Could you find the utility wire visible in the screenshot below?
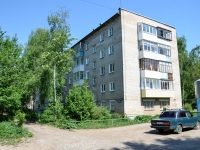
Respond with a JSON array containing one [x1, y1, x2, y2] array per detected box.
[[81, 0, 115, 10]]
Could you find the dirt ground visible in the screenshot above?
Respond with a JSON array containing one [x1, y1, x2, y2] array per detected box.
[[1, 123, 200, 150]]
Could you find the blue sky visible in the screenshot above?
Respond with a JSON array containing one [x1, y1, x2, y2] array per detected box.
[[0, 0, 199, 51]]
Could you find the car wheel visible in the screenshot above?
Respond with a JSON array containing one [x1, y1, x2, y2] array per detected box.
[[177, 125, 182, 134], [157, 129, 164, 133], [194, 121, 200, 130]]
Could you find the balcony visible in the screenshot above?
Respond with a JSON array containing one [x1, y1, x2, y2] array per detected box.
[[141, 70, 168, 80], [138, 32, 171, 46], [139, 50, 171, 62], [73, 79, 84, 86], [141, 89, 174, 98], [73, 64, 84, 73], [75, 51, 84, 58]]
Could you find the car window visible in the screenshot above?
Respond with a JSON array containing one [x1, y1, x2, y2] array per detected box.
[[180, 112, 186, 117], [186, 111, 192, 117], [160, 111, 176, 118]]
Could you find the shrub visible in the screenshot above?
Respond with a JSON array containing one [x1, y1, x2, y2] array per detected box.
[[14, 111, 26, 126], [184, 103, 192, 111], [0, 122, 33, 145]]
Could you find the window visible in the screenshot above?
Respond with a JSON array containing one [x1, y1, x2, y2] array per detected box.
[[100, 33, 104, 42], [108, 45, 114, 54], [143, 100, 154, 110], [110, 100, 115, 111], [109, 63, 114, 73], [85, 71, 89, 80], [100, 50, 105, 58], [142, 24, 156, 35], [160, 100, 169, 109], [85, 44, 88, 50], [86, 58, 89, 65], [92, 61, 96, 69], [92, 46, 96, 53], [93, 78, 96, 85], [101, 83, 105, 92], [108, 27, 113, 37], [101, 101, 106, 107], [109, 82, 115, 91], [157, 27, 172, 40], [69, 77, 72, 85], [100, 66, 105, 75]]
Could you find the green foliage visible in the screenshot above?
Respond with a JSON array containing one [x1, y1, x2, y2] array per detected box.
[[184, 103, 192, 111], [0, 28, 23, 121], [14, 111, 26, 126], [134, 115, 159, 123], [91, 106, 111, 120], [38, 101, 65, 123], [0, 122, 33, 145], [66, 81, 97, 121]]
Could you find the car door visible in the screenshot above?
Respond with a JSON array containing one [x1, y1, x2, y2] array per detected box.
[[180, 111, 189, 127], [185, 111, 196, 127]]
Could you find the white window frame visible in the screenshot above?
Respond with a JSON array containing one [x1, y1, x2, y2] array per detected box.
[[85, 71, 89, 80], [92, 61, 96, 69], [69, 77, 72, 85], [109, 82, 115, 91], [109, 63, 114, 73], [101, 101, 106, 107], [93, 78, 96, 85], [108, 45, 114, 54], [86, 58, 89, 65], [108, 27, 113, 37], [110, 100, 115, 111], [92, 46, 96, 53], [160, 100, 170, 110], [85, 44, 88, 51], [100, 33, 104, 42], [101, 83, 105, 92], [100, 66, 105, 75], [143, 99, 155, 110], [100, 50, 105, 58]]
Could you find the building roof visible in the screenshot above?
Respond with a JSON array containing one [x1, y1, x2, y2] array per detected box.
[[72, 8, 175, 47]]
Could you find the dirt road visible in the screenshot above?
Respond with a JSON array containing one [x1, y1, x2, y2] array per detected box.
[[1, 123, 200, 150]]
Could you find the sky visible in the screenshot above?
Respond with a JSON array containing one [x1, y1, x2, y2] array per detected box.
[[0, 0, 199, 51]]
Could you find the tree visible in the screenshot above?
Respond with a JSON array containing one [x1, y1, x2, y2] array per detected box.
[[177, 36, 189, 103], [66, 81, 96, 121], [22, 9, 74, 111], [0, 28, 23, 121]]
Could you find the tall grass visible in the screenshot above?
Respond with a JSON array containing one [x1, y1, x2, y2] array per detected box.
[[0, 122, 33, 145]]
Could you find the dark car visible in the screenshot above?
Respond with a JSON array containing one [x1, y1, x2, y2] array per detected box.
[[151, 109, 200, 134]]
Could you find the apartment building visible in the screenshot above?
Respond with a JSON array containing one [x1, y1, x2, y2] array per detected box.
[[66, 8, 182, 115]]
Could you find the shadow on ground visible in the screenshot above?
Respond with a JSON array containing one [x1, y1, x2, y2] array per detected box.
[[111, 130, 200, 150]]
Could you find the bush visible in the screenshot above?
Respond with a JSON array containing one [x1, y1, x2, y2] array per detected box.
[[0, 122, 33, 145], [91, 106, 111, 120], [184, 103, 192, 111], [14, 111, 26, 126]]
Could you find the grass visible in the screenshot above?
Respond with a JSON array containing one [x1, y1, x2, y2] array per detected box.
[[0, 121, 33, 146], [39, 114, 160, 129]]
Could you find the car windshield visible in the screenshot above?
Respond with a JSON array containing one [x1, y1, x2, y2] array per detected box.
[[160, 111, 177, 118]]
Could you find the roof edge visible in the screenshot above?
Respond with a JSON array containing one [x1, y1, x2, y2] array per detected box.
[[119, 8, 175, 29]]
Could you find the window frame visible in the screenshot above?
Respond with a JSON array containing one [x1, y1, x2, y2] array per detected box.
[[92, 46, 96, 53], [92, 61, 96, 69], [109, 82, 115, 91], [85, 58, 89, 65], [100, 50, 105, 58], [108, 27, 113, 37], [109, 63, 114, 73], [108, 45, 114, 54], [85, 71, 89, 80], [100, 33, 104, 42], [101, 83, 105, 92], [109, 100, 115, 111], [100, 66, 105, 75]]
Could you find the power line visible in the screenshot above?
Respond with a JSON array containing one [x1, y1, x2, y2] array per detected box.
[[81, 0, 115, 10]]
